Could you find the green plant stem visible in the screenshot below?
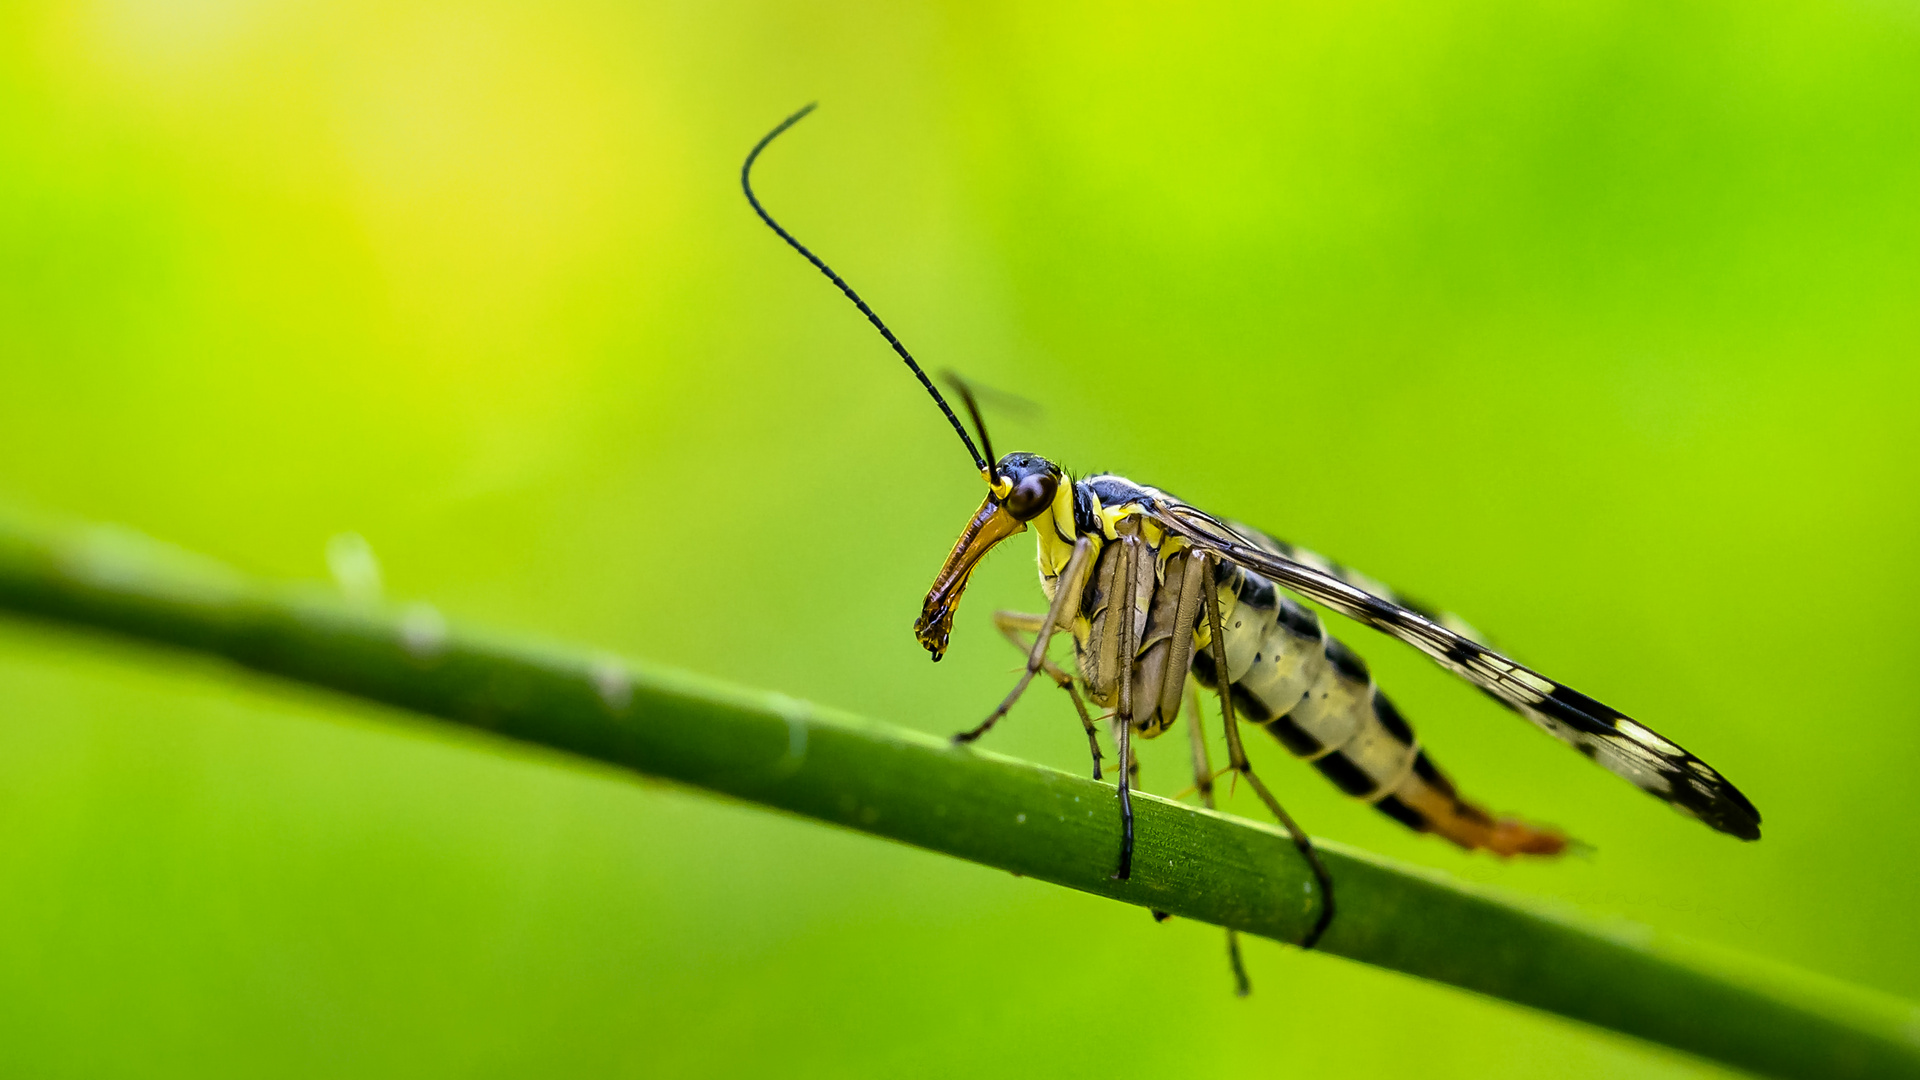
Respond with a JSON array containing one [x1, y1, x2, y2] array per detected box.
[[0, 510, 1914, 1079]]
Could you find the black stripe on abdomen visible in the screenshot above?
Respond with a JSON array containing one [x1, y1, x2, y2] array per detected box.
[[1200, 563, 1437, 832], [1312, 750, 1378, 797]]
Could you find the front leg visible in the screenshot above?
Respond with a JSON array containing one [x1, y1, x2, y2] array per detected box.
[[993, 610, 1104, 780], [1109, 531, 1142, 881], [951, 536, 1095, 745]]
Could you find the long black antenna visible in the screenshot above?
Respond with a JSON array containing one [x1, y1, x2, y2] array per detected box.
[[741, 104, 990, 477]]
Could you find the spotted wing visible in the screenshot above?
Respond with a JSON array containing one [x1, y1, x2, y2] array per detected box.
[[1154, 502, 1761, 840]]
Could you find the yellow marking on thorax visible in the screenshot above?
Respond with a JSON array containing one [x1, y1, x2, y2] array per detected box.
[[1033, 482, 1088, 599], [1096, 501, 1130, 538], [1030, 483, 1228, 664]]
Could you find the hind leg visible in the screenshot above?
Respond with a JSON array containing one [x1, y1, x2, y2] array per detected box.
[[1185, 681, 1252, 994], [1199, 552, 1336, 950]]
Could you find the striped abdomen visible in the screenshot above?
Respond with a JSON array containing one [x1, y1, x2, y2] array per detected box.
[[1192, 561, 1564, 857]]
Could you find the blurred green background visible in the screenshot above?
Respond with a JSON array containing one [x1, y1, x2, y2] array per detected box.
[[3, 0, 1917, 1076]]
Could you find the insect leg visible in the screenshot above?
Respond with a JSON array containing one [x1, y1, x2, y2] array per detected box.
[[992, 609, 1104, 780], [1110, 715, 1142, 791], [1187, 681, 1252, 996], [1112, 532, 1141, 881], [1202, 552, 1336, 949], [1152, 551, 1209, 724], [953, 536, 1095, 746]]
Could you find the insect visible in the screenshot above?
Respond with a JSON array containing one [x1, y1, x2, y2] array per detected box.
[[741, 104, 1761, 992]]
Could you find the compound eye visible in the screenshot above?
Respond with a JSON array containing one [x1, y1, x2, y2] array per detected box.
[[1004, 473, 1057, 521]]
